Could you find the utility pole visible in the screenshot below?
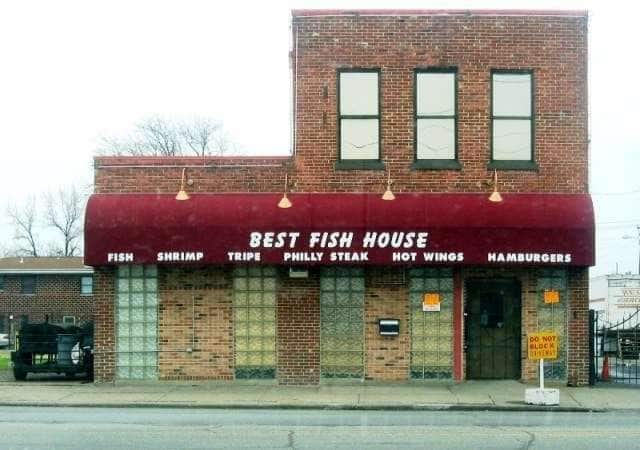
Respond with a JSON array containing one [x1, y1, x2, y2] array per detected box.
[[624, 225, 640, 275]]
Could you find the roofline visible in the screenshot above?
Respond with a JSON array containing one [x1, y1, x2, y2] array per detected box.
[[291, 9, 588, 18], [94, 155, 292, 168], [0, 269, 93, 275]]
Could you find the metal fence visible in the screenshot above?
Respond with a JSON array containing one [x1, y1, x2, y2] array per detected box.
[[591, 309, 640, 385]]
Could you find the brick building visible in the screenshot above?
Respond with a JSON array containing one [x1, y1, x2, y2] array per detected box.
[[84, 9, 593, 385], [0, 257, 94, 338]]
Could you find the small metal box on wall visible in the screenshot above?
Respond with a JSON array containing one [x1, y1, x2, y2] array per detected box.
[[379, 319, 399, 336]]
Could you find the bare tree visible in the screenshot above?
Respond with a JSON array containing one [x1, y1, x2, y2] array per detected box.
[[43, 185, 84, 257], [180, 117, 237, 157], [0, 242, 13, 258], [137, 116, 181, 156], [97, 115, 238, 157], [7, 197, 40, 257]]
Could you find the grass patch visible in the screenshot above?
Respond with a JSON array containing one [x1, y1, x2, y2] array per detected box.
[[0, 353, 10, 370]]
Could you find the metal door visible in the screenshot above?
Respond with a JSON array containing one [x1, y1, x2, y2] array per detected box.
[[465, 279, 521, 379]]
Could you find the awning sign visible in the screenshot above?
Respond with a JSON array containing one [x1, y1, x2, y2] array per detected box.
[[528, 332, 558, 360], [423, 293, 441, 312], [85, 193, 595, 266]]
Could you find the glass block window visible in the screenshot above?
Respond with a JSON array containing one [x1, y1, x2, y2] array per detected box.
[[537, 269, 568, 380], [415, 70, 457, 160], [233, 267, 277, 379], [338, 70, 380, 160], [81, 276, 93, 295], [116, 265, 158, 380], [409, 268, 454, 379], [320, 267, 365, 378], [492, 71, 533, 161]]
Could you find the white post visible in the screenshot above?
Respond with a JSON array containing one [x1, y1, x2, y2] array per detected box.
[[540, 358, 544, 390]]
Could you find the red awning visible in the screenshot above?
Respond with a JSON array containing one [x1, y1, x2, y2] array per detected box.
[[84, 193, 595, 267]]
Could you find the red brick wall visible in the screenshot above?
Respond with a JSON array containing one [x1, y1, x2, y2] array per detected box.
[[277, 270, 320, 385], [93, 157, 291, 194], [292, 12, 588, 194], [567, 267, 589, 386], [93, 267, 116, 382], [0, 274, 94, 330], [365, 268, 409, 381], [158, 267, 234, 380]]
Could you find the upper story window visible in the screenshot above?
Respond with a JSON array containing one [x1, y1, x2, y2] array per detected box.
[[21, 276, 36, 295], [0, 275, 4, 292], [81, 276, 93, 296], [337, 69, 384, 170], [490, 70, 536, 170], [413, 69, 460, 170]]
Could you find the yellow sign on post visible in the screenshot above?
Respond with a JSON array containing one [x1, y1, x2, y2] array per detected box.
[[528, 332, 558, 360]]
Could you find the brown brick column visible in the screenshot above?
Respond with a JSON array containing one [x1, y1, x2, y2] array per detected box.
[[520, 271, 538, 383], [567, 267, 589, 386], [365, 268, 409, 381], [277, 270, 320, 385], [93, 266, 116, 382]]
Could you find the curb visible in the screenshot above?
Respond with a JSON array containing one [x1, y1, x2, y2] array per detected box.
[[0, 401, 608, 413]]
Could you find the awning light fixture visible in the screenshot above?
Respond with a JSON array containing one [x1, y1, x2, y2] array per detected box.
[[277, 173, 292, 209], [175, 168, 190, 201], [488, 169, 503, 203], [382, 169, 395, 201]]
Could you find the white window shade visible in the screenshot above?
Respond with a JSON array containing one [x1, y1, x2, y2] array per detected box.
[[416, 73, 455, 116], [417, 118, 455, 159], [493, 120, 531, 160], [493, 74, 531, 117], [340, 119, 379, 159], [339, 72, 378, 115]]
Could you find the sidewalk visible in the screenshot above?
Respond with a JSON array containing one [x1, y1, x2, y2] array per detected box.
[[1, 375, 639, 412]]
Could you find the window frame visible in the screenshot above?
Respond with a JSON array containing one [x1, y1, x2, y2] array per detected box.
[[80, 275, 93, 296], [413, 67, 461, 170], [21, 275, 36, 295], [336, 68, 385, 170], [489, 69, 537, 171]]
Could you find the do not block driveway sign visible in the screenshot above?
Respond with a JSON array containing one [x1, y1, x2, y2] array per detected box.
[[528, 332, 558, 360]]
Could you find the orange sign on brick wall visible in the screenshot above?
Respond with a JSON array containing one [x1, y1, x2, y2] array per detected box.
[[422, 293, 441, 312], [544, 290, 560, 304]]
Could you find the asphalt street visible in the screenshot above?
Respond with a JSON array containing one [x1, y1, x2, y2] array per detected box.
[[1, 407, 640, 449]]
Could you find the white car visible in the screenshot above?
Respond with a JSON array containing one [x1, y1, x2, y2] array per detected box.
[[0, 333, 9, 348]]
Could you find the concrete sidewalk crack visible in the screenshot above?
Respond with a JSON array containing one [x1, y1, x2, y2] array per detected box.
[[565, 391, 583, 407], [445, 384, 460, 404], [522, 430, 536, 450], [287, 429, 296, 449]]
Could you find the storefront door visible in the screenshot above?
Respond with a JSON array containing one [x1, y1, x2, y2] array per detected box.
[[465, 279, 521, 379]]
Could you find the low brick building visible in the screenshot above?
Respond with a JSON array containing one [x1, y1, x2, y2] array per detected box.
[[84, 9, 594, 385], [0, 257, 94, 338]]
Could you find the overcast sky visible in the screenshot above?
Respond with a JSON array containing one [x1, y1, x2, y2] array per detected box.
[[0, 0, 638, 277]]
